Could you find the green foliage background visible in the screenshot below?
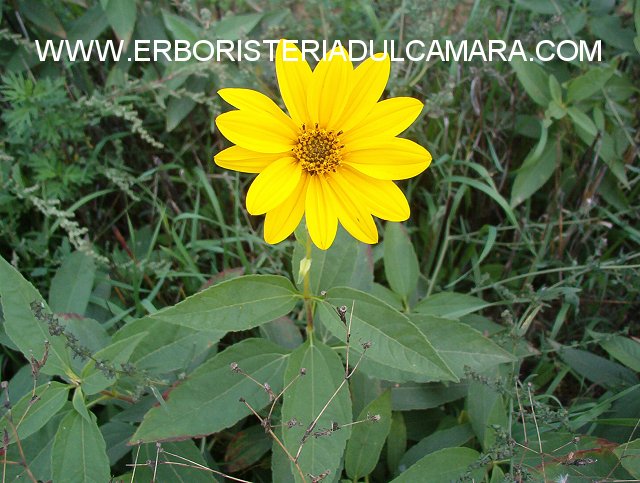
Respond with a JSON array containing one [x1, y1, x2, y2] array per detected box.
[[0, 0, 639, 481]]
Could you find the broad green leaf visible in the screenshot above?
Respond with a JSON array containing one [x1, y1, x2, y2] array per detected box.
[[146, 275, 299, 332], [80, 332, 146, 395], [319, 288, 457, 383], [166, 76, 207, 132], [72, 386, 92, 423], [49, 251, 96, 315], [468, 378, 508, 450], [0, 382, 70, 444], [282, 338, 352, 483], [511, 57, 551, 106], [113, 317, 224, 373], [210, 13, 264, 40], [411, 315, 515, 377], [18, 0, 66, 37], [557, 345, 638, 388], [614, 438, 640, 478], [398, 423, 474, 472], [383, 223, 419, 298], [162, 10, 201, 44], [548, 75, 562, 103], [67, 4, 110, 44], [0, 255, 73, 377], [132, 441, 216, 482], [414, 292, 489, 318], [101, 0, 137, 49], [271, 427, 296, 483], [392, 447, 482, 482], [52, 410, 111, 483], [510, 138, 558, 207], [566, 66, 615, 103], [292, 225, 373, 294], [386, 412, 406, 473], [101, 421, 135, 465], [345, 390, 392, 480], [568, 106, 598, 138], [388, 382, 468, 410], [224, 425, 272, 472], [515, 0, 561, 14], [259, 317, 303, 350], [590, 15, 637, 51], [599, 335, 640, 372], [133, 339, 289, 442]]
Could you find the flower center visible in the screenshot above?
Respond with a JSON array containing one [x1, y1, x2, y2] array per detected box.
[[292, 124, 344, 175]]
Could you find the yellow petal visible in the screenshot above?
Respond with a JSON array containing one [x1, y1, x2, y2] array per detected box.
[[218, 88, 298, 136], [337, 166, 410, 221], [335, 53, 390, 132], [215, 146, 284, 173], [307, 46, 353, 129], [246, 157, 302, 215], [342, 97, 424, 144], [264, 174, 310, 244], [276, 40, 312, 127], [305, 175, 338, 250], [216, 110, 295, 153], [325, 173, 378, 244], [344, 138, 432, 180]]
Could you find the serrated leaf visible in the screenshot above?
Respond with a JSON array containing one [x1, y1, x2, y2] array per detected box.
[[292, 225, 373, 294], [281, 338, 351, 483], [511, 57, 551, 106], [392, 447, 482, 482], [414, 292, 489, 318], [52, 410, 111, 483], [383, 223, 419, 298], [345, 390, 392, 480], [101, 0, 136, 49], [80, 332, 147, 395], [411, 315, 515, 378], [146, 275, 299, 332], [0, 255, 73, 377], [132, 339, 289, 442], [319, 288, 457, 383], [0, 382, 70, 444], [49, 251, 95, 316]]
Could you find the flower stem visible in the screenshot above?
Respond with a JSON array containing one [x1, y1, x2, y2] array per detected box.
[[303, 233, 314, 333]]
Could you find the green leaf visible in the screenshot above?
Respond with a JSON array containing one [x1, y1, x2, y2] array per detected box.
[[511, 57, 551, 107], [113, 317, 224, 373], [72, 386, 92, 423], [386, 412, 406, 473], [224, 425, 272, 472], [49, 251, 96, 315], [467, 378, 508, 450], [292, 225, 373, 294], [383, 223, 420, 298], [557, 345, 639, 388], [133, 441, 217, 482], [101, 0, 136, 48], [162, 10, 201, 44], [398, 423, 474, 472], [599, 335, 640, 372], [411, 315, 515, 378], [414, 292, 489, 318], [392, 447, 481, 482], [345, 390, 392, 480], [510, 137, 558, 207], [567, 106, 598, 138], [0, 255, 73, 377], [566, 66, 615, 103], [146, 275, 299, 332], [67, 4, 110, 44], [281, 338, 351, 483], [548, 74, 562, 103], [614, 438, 640, 478], [80, 332, 147, 395], [51, 410, 111, 483], [388, 382, 468, 410], [210, 13, 264, 40], [18, 0, 66, 38], [132, 339, 289, 442], [515, 0, 561, 14], [318, 288, 457, 383], [0, 382, 70, 444]]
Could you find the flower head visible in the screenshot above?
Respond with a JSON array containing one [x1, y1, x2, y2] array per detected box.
[[214, 40, 432, 250]]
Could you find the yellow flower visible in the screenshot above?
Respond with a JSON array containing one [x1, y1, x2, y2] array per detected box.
[[214, 40, 432, 250]]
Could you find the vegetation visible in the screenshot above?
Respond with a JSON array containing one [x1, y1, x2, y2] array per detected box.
[[0, 0, 639, 481]]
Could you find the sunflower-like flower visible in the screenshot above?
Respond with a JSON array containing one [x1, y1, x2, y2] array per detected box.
[[214, 40, 432, 250]]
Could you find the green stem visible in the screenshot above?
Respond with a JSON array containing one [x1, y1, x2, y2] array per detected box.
[[303, 233, 314, 333]]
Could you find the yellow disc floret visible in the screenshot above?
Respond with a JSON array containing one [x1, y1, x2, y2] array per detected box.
[[292, 124, 344, 175]]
